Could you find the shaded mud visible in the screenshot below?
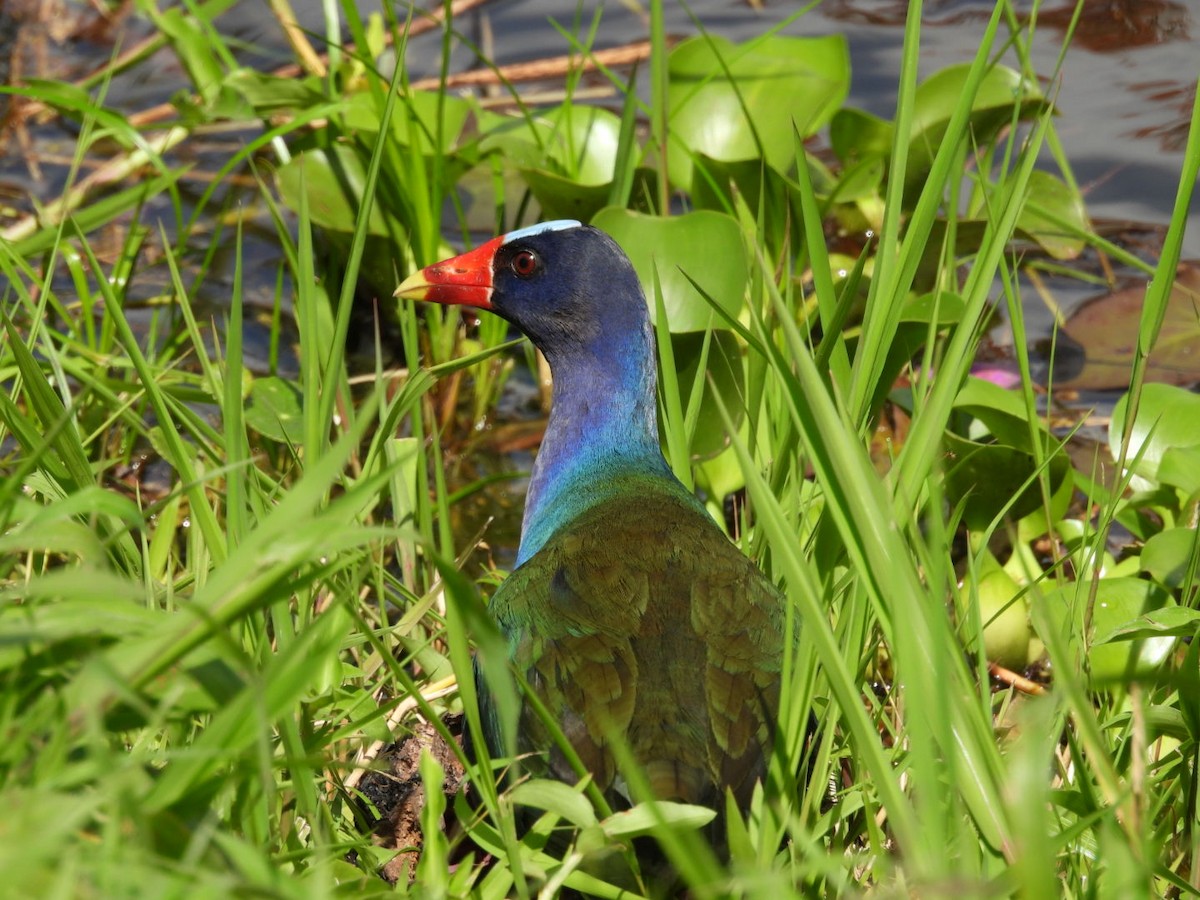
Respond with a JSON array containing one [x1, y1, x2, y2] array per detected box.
[[357, 718, 468, 884]]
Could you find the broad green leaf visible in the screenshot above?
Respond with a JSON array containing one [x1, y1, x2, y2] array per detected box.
[[245, 376, 304, 445], [1015, 170, 1088, 260], [697, 443, 746, 510], [600, 801, 716, 839], [539, 105, 621, 185], [485, 105, 628, 221], [829, 107, 894, 165], [483, 105, 619, 180], [829, 155, 887, 205], [907, 62, 1044, 196], [944, 433, 1072, 531], [1097, 605, 1200, 641], [1158, 445, 1200, 494], [519, 169, 613, 223], [1110, 383, 1200, 485], [275, 146, 397, 237], [212, 69, 326, 117], [1044, 578, 1176, 684], [591, 208, 747, 332], [689, 155, 833, 256], [1141, 527, 1200, 589], [342, 90, 474, 155], [508, 780, 598, 830], [961, 563, 1033, 670], [666, 34, 849, 188], [953, 376, 1041, 449]]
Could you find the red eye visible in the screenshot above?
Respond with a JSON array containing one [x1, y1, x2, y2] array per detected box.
[[510, 249, 540, 278]]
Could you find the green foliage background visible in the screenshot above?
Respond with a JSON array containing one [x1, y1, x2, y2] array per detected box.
[[1, 1, 1199, 896]]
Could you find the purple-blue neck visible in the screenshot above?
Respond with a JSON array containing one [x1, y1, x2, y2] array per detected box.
[[517, 320, 674, 564]]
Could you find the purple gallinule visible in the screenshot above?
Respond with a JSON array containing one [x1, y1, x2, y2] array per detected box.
[[396, 220, 784, 809]]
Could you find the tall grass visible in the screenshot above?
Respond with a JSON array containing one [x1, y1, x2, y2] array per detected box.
[[0, 0, 1197, 896]]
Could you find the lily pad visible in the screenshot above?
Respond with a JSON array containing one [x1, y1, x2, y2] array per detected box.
[[519, 169, 614, 223], [690, 156, 797, 254], [1097, 605, 1200, 641], [1073, 578, 1176, 683], [1059, 264, 1200, 390], [480, 105, 636, 222], [591, 208, 747, 332], [1158, 445, 1200, 495], [275, 145, 401, 238], [245, 376, 303, 445], [1109, 382, 1200, 486], [666, 34, 849, 188], [944, 433, 1072, 531], [1042, 578, 1176, 685], [829, 107, 894, 165], [953, 376, 1038, 449], [342, 90, 474, 155], [539, 104, 622, 185], [1041, 580, 1180, 686], [1141, 527, 1200, 589], [906, 62, 1044, 197], [1013, 170, 1088, 260]]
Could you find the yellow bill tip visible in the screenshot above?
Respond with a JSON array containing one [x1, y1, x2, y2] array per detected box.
[[393, 270, 432, 300]]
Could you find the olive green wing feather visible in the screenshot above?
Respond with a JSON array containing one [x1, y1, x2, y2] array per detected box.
[[484, 489, 785, 805]]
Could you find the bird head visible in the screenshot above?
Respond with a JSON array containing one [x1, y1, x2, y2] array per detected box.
[[394, 221, 650, 358]]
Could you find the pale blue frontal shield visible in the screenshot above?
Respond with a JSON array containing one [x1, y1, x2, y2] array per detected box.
[[502, 220, 582, 243]]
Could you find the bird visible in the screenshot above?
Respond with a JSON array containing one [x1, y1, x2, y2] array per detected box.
[[395, 220, 785, 810]]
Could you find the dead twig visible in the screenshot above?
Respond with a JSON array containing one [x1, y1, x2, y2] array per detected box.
[[988, 661, 1047, 696]]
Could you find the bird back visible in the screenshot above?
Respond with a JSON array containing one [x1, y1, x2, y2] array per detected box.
[[481, 477, 785, 809]]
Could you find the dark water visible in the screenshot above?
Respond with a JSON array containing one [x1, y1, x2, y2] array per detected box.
[[4, 1, 1195, 334]]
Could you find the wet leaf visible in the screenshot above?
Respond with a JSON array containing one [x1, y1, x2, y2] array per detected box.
[[1141, 528, 1200, 589], [1059, 264, 1200, 389], [1015, 171, 1088, 260], [944, 433, 1072, 530], [275, 146, 397, 237], [592, 208, 748, 332], [1043, 578, 1176, 684], [246, 377, 303, 445], [1110, 382, 1200, 486], [907, 62, 1044, 197], [666, 34, 849, 188], [829, 107, 893, 165]]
